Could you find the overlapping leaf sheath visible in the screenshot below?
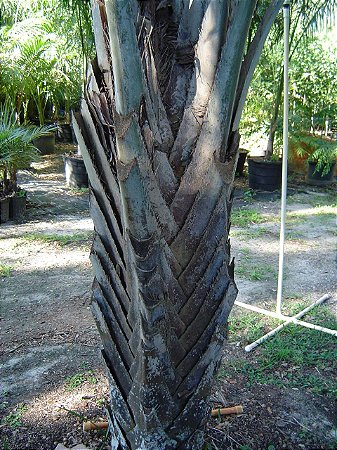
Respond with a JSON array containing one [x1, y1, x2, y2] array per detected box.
[[74, 1, 283, 448]]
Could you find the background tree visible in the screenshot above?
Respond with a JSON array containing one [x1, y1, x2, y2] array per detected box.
[[287, 34, 337, 176], [240, 34, 283, 151], [239, 0, 337, 157], [265, 0, 337, 156], [240, 23, 337, 156], [73, 1, 284, 448], [290, 35, 337, 133]]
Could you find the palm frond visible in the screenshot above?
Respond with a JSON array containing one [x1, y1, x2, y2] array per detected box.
[[0, 101, 56, 173]]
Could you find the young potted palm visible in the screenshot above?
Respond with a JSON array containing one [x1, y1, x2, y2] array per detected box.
[[290, 133, 337, 185], [1, 19, 78, 154], [0, 102, 55, 222], [21, 35, 60, 154], [22, 33, 81, 153]]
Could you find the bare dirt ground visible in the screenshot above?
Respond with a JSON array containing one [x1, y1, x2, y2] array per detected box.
[[1, 146, 109, 450], [0, 146, 336, 450]]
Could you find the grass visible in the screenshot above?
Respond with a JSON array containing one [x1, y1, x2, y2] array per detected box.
[[308, 193, 336, 208], [228, 310, 280, 343], [96, 397, 105, 407], [69, 187, 89, 195], [231, 200, 336, 233], [235, 248, 277, 281], [288, 205, 336, 219], [285, 231, 304, 241], [236, 264, 277, 281], [65, 370, 98, 391], [219, 303, 337, 399], [0, 263, 13, 277], [1, 404, 28, 428], [230, 227, 268, 239], [23, 232, 92, 247], [231, 209, 266, 227], [242, 188, 255, 202], [1, 440, 9, 450]]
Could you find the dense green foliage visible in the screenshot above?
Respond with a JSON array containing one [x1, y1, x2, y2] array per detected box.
[[290, 36, 337, 131], [0, 0, 92, 125], [240, 1, 337, 158], [0, 101, 54, 194], [241, 30, 337, 146]]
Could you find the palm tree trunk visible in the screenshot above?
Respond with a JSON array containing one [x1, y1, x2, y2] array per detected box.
[[266, 71, 284, 158], [73, 1, 283, 448]]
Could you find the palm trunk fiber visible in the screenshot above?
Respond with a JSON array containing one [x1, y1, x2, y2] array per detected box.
[[73, 1, 283, 448]]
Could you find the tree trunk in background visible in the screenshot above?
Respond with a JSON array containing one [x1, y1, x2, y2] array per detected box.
[[73, 1, 282, 448], [265, 0, 336, 158], [266, 73, 284, 158]]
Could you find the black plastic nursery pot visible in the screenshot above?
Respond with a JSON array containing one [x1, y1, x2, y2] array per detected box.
[[56, 123, 73, 143], [33, 132, 56, 155], [306, 161, 336, 186], [9, 194, 27, 220], [0, 197, 10, 224], [64, 155, 88, 188], [248, 157, 282, 191]]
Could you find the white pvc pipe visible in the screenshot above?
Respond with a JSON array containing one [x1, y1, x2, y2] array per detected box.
[[235, 295, 337, 337], [245, 316, 337, 353], [235, 300, 286, 320], [232, 2, 337, 353], [235, 295, 337, 352], [289, 318, 337, 336], [235, 294, 330, 320], [276, 1, 290, 316]]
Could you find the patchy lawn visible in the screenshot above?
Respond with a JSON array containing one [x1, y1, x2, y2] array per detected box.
[[0, 150, 336, 449]]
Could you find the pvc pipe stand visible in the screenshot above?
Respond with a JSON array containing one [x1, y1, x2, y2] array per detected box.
[[232, 2, 336, 352], [234, 295, 337, 352]]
